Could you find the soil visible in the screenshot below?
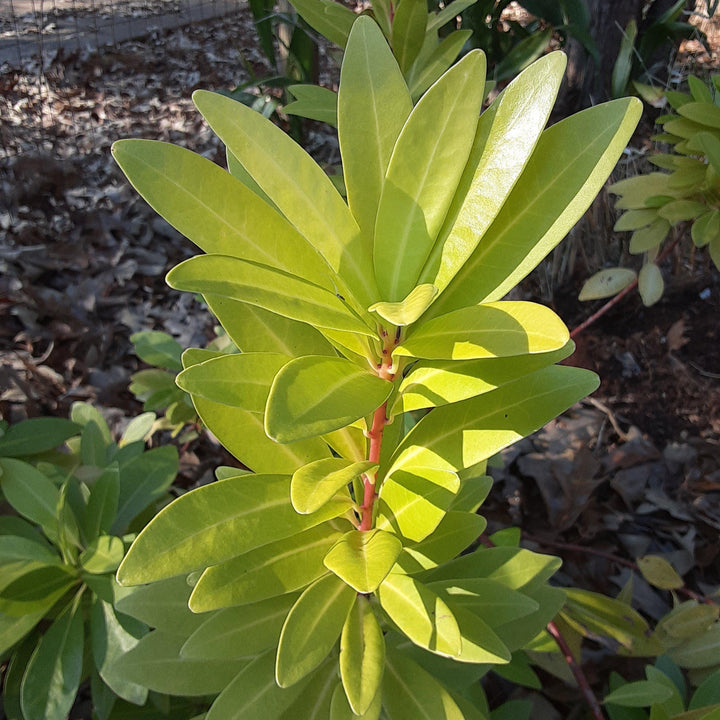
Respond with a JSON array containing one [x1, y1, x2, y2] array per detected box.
[[0, 3, 719, 715]]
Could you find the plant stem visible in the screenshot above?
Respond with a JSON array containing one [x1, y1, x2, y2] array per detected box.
[[480, 534, 606, 719], [525, 534, 718, 606], [570, 233, 682, 339], [546, 620, 607, 720], [359, 339, 396, 531]]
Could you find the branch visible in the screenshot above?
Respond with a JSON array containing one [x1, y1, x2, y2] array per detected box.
[[570, 233, 683, 339]]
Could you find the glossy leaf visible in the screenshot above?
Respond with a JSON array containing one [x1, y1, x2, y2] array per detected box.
[[392, 0, 427, 72], [117, 474, 350, 585], [420, 545, 561, 591], [90, 598, 148, 705], [190, 395, 330, 473], [427, 578, 539, 626], [376, 467, 460, 542], [387, 366, 599, 475], [438, 602, 511, 664], [112, 445, 178, 535], [330, 681, 382, 720], [182, 594, 297, 659], [398, 511, 487, 571], [276, 573, 356, 687], [168, 255, 374, 337], [377, 573, 461, 658], [189, 521, 347, 611], [339, 17, 412, 243], [394, 341, 574, 412], [0, 418, 79, 457], [638, 263, 664, 307], [292, 458, 376, 514], [177, 353, 290, 411], [80, 535, 125, 575], [429, 97, 642, 314], [286, 0, 356, 47], [279, 658, 339, 720], [205, 296, 335, 356], [637, 555, 684, 590], [21, 600, 84, 720], [285, 84, 338, 126], [407, 31, 473, 101], [383, 647, 466, 720], [394, 302, 569, 360], [374, 51, 486, 301], [265, 356, 392, 443], [0, 458, 60, 542], [0, 535, 61, 565], [421, 52, 565, 297], [324, 529, 402, 593], [0, 564, 77, 616], [114, 575, 208, 638], [369, 284, 438, 327], [604, 681, 673, 708], [112, 630, 248, 695], [668, 624, 720, 668], [340, 596, 385, 715], [192, 89, 377, 309], [114, 140, 332, 287], [579, 267, 637, 301], [207, 647, 311, 720]]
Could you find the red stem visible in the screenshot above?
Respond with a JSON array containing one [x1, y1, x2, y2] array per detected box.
[[359, 344, 395, 531], [570, 234, 682, 339], [546, 621, 607, 720]]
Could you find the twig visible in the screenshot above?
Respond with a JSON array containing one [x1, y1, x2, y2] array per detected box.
[[525, 534, 718, 606], [547, 620, 606, 720], [570, 234, 683, 339], [480, 534, 606, 718]]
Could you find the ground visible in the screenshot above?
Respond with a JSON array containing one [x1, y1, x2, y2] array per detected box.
[[1, 2, 719, 714]]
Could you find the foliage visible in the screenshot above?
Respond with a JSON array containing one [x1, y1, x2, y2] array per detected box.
[[581, 73, 720, 307], [129, 329, 226, 440], [462, 0, 598, 82], [282, 0, 597, 123], [0, 403, 180, 720], [604, 658, 720, 719], [611, 1, 706, 101], [111, 16, 640, 719]]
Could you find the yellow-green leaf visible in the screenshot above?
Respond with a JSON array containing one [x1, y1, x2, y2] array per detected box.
[[324, 529, 402, 593], [340, 595, 385, 715], [374, 51, 486, 302], [292, 459, 376, 515], [368, 284, 437, 327], [377, 573, 461, 658], [265, 356, 392, 443], [394, 301, 569, 360], [579, 268, 637, 301], [339, 17, 412, 244], [376, 468, 460, 542], [276, 574, 357, 687], [637, 555, 684, 590]]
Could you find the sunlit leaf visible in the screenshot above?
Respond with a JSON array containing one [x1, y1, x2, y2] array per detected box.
[[340, 595, 385, 715], [276, 573, 356, 687], [324, 529, 402, 593], [377, 573, 461, 658], [376, 467, 460, 542], [265, 356, 392, 443], [339, 17, 412, 244], [117, 474, 350, 585], [292, 458, 376, 514], [189, 521, 348, 611], [394, 302, 569, 360], [374, 51, 486, 301]]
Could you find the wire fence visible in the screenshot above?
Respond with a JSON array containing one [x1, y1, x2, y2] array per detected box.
[[1, 0, 241, 67]]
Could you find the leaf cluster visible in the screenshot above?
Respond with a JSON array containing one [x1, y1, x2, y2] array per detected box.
[[111, 17, 640, 720], [604, 658, 720, 720], [581, 73, 720, 307], [0, 403, 180, 720]]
